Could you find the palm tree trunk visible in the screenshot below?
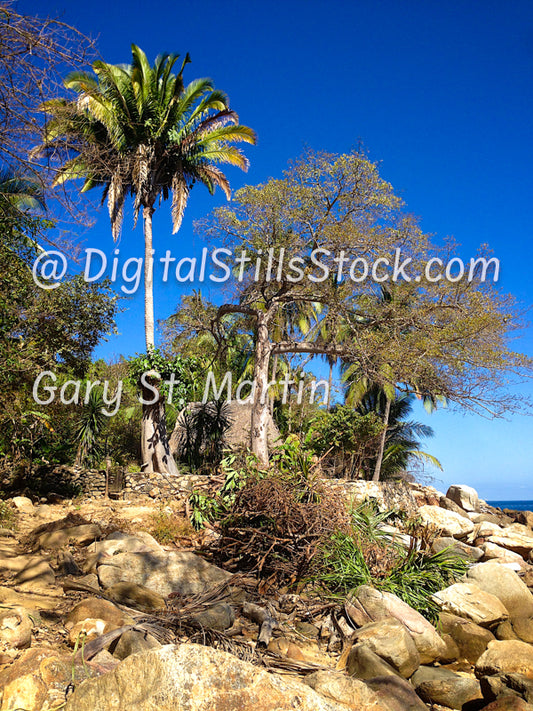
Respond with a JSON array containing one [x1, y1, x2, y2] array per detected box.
[[140, 205, 178, 475], [372, 396, 391, 482], [143, 205, 155, 349], [251, 313, 272, 466]]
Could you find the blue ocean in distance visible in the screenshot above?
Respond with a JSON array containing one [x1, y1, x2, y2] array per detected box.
[[488, 501, 533, 512]]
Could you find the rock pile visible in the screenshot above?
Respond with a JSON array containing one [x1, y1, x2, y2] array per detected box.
[[1, 483, 533, 710]]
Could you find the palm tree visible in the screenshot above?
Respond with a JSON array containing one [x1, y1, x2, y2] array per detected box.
[[355, 385, 442, 480], [36, 45, 256, 473]]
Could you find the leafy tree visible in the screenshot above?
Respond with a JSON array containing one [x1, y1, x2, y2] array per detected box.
[[169, 149, 531, 464], [0, 207, 118, 469], [0, 2, 94, 185], [36, 44, 256, 474], [307, 405, 384, 479]]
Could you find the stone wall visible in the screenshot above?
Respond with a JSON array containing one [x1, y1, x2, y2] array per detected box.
[[28, 465, 211, 501], [20, 465, 444, 512], [328, 479, 442, 517]]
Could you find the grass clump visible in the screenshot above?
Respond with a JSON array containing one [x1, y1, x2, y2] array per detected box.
[[148, 508, 195, 545], [314, 500, 467, 622], [0, 500, 16, 530]]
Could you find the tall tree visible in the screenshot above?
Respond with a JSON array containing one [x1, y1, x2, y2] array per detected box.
[[36, 44, 256, 474], [169, 149, 531, 465]]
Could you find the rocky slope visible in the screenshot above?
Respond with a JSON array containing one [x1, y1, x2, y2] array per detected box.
[[1, 483, 533, 710]]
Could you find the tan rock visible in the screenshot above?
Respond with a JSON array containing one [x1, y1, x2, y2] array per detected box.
[[0, 607, 32, 649], [304, 670, 386, 710], [105, 581, 165, 611], [112, 629, 161, 660], [411, 665, 483, 709], [432, 583, 509, 627], [487, 524, 533, 558], [418, 505, 475, 538], [88, 530, 163, 556], [64, 643, 357, 711], [0, 648, 55, 711], [267, 637, 305, 660], [346, 643, 402, 679], [481, 542, 528, 566], [482, 698, 533, 711], [466, 562, 533, 618], [352, 618, 420, 678], [476, 640, 533, 678], [65, 597, 129, 630], [67, 618, 109, 647], [439, 612, 495, 663], [37, 523, 102, 549], [0, 586, 61, 611], [365, 675, 428, 711], [446, 485, 479, 512], [11, 496, 33, 513], [345, 585, 447, 663], [97, 550, 231, 598]]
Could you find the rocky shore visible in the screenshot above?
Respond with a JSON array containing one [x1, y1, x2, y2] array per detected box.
[[2, 482, 533, 710]]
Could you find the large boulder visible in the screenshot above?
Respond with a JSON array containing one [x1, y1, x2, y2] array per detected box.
[[346, 644, 402, 680], [481, 542, 528, 568], [345, 585, 447, 663], [170, 400, 280, 456], [411, 665, 483, 709], [97, 551, 231, 598], [304, 670, 387, 709], [432, 582, 509, 627], [352, 619, 420, 678], [476, 640, 533, 678], [365, 676, 428, 711], [418, 505, 475, 538], [0, 646, 98, 711], [439, 495, 473, 519], [431, 536, 483, 562], [439, 612, 496, 663], [88, 531, 164, 557], [486, 524, 533, 558], [64, 643, 369, 711], [446, 485, 480, 512], [37, 523, 102, 549], [467, 562, 533, 618]]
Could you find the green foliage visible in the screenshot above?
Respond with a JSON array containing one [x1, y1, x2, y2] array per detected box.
[[354, 387, 442, 479], [189, 450, 261, 529], [128, 348, 202, 407], [0, 178, 118, 470], [314, 502, 467, 622], [74, 388, 108, 467], [177, 399, 232, 471], [307, 406, 383, 479]]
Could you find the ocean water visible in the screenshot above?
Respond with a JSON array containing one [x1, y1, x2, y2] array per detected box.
[[488, 500, 533, 512]]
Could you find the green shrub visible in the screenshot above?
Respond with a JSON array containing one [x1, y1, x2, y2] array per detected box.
[[313, 501, 467, 622]]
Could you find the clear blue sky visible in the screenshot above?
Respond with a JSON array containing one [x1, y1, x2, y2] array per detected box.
[[24, 0, 533, 499]]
